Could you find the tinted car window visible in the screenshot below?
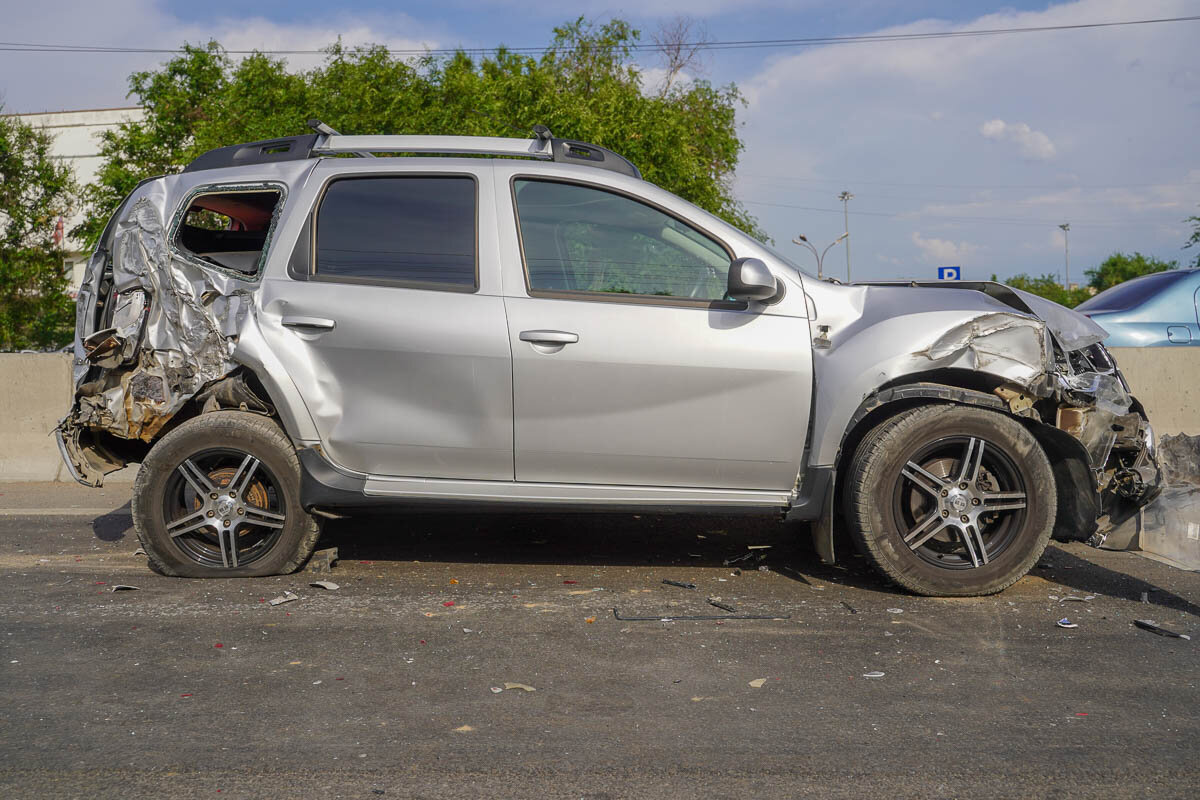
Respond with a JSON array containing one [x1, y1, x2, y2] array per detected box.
[[315, 176, 475, 287], [1076, 270, 1187, 313], [513, 179, 731, 301]]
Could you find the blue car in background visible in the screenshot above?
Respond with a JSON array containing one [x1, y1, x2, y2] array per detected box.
[[1075, 268, 1200, 346]]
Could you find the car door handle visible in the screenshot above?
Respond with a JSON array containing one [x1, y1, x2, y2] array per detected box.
[[282, 315, 337, 332], [519, 330, 579, 345]]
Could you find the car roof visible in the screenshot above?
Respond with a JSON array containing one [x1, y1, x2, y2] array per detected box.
[[183, 130, 642, 181]]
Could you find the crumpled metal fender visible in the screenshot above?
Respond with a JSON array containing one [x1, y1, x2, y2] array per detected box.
[[803, 281, 1055, 469], [60, 162, 322, 484]]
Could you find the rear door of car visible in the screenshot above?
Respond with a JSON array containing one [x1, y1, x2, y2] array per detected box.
[[258, 161, 514, 480]]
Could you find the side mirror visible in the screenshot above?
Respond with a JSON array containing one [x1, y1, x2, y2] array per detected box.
[[727, 257, 782, 303]]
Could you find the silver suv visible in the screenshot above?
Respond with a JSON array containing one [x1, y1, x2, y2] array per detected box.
[[58, 125, 1158, 596]]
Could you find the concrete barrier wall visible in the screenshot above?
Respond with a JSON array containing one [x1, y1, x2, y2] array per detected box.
[[1108, 348, 1200, 437], [2, 348, 1198, 482]]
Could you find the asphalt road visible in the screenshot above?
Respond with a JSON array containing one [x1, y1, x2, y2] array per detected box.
[[1, 481, 1197, 799]]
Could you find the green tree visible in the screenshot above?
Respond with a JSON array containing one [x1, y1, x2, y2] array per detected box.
[[994, 273, 1091, 308], [0, 105, 77, 350], [1185, 208, 1200, 267], [1084, 251, 1176, 292], [78, 18, 761, 246]]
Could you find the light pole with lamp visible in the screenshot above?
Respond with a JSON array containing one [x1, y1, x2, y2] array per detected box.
[[793, 232, 848, 281], [1058, 223, 1070, 288]]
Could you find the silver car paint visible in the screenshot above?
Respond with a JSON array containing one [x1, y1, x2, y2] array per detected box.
[[258, 160, 515, 479], [60, 149, 1145, 523], [490, 162, 812, 490]]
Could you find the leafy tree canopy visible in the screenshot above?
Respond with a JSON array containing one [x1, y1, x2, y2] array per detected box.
[[0, 104, 77, 350], [78, 17, 761, 246], [1185, 208, 1200, 268], [1084, 251, 1177, 293], [993, 273, 1092, 308]]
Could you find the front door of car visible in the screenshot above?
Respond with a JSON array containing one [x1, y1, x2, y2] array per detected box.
[[260, 167, 514, 480], [502, 177, 812, 491]]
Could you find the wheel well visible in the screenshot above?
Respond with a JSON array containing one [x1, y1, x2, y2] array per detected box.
[[832, 378, 1095, 545]]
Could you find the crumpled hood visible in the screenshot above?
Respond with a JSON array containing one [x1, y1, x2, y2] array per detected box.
[[848, 279, 1109, 352], [1004, 286, 1109, 351]]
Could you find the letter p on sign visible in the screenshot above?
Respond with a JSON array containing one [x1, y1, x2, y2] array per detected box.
[[938, 266, 961, 280]]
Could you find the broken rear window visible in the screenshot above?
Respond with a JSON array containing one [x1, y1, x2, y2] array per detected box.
[[173, 187, 283, 276]]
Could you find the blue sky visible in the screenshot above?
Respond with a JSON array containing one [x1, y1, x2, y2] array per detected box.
[[2, 0, 1198, 282]]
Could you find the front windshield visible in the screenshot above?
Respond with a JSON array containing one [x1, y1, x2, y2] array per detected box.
[[1075, 270, 1188, 313]]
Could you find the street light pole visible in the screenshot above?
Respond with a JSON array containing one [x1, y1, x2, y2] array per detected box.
[[1059, 223, 1070, 288], [793, 232, 848, 280], [838, 191, 854, 282]]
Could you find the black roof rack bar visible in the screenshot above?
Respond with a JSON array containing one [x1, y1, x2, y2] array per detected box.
[[183, 128, 640, 180]]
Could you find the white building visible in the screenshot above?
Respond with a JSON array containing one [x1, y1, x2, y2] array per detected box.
[[4, 107, 145, 291]]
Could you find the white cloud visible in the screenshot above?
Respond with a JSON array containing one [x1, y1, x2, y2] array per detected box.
[[979, 119, 1057, 160], [911, 232, 978, 265], [0, 0, 440, 113], [736, 0, 1200, 281]]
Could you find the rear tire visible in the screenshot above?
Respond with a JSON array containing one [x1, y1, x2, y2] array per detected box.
[[132, 411, 321, 578], [845, 404, 1055, 596]]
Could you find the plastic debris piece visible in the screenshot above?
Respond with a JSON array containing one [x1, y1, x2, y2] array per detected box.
[[214, 643, 224, 648], [862, 671, 885, 678], [305, 548, 339, 574], [708, 598, 737, 613], [1141, 591, 1150, 604], [503, 682, 536, 692], [443, 601, 455, 607], [563, 580, 578, 584], [663, 579, 697, 590], [309, 581, 339, 591], [1133, 619, 1191, 640], [110, 585, 140, 592], [490, 687, 503, 694], [748, 678, 766, 688], [585, 616, 596, 624], [132, 547, 147, 556], [840, 601, 858, 614], [747, 545, 772, 550], [1062, 595, 1087, 602], [886, 608, 904, 614], [1056, 618, 1078, 629], [454, 725, 474, 732], [269, 591, 300, 606], [449, 579, 459, 585], [463, 628, 473, 633]]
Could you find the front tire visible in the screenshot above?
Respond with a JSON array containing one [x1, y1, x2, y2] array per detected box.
[[132, 411, 321, 578], [846, 404, 1055, 596]]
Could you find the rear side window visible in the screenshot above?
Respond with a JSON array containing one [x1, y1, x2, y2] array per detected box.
[[314, 176, 476, 289], [1075, 270, 1186, 313], [174, 188, 283, 276]]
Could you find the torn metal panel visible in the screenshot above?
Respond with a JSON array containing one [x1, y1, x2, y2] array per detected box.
[[913, 312, 1052, 387]]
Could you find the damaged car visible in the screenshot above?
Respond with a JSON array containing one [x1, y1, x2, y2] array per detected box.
[[58, 123, 1159, 595]]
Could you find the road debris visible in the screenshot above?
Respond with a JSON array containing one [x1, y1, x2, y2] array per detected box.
[[747, 545, 772, 550], [840, 601, 858, 614], [1056, 618, 1078, 629], [269, 590, 299, 606], [862, 671, 885, 678], [708, 598, 737, 613], [309, 581, 339, 591], [886, 608, 904, 614], [490, 687, 503, 694], [502, 682, 537, 692], [110, 584, 140, 592], [748, 678, 766, 688], [304, 548, 338, 574], [662, 580, 697, 590], [612, 609, 791, 622], [1133, 620, 1191, 640]]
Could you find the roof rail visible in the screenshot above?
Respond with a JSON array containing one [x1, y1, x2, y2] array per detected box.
[[182, 127, 641, 179]]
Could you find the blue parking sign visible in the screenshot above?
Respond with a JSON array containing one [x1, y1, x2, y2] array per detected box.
[[938, 266, 961, 280]]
